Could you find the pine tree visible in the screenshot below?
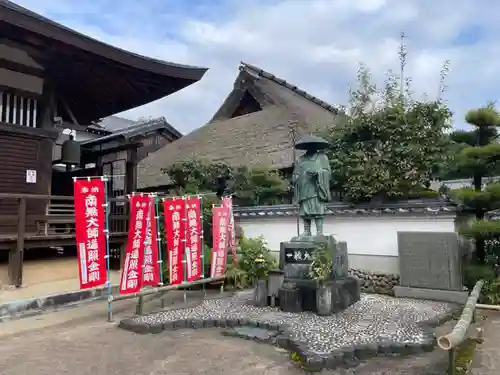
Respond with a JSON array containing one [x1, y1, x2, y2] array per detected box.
[[454, 103, 500, 263]]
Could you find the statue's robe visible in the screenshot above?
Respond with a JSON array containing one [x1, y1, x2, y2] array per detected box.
[[292, 152, 331, 218]]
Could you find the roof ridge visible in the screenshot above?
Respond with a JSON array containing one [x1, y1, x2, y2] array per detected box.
[[239, 62, 339, 114]]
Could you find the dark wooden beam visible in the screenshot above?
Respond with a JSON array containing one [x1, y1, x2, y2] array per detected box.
[[60, 98, 80, 126], [82, 143, 139, 157], [0, 37, 48, 63], [0, 84, 41, 100], [0, 57, 44, 78], [36, 79, 57, 129], [0, 121, 59, 140]]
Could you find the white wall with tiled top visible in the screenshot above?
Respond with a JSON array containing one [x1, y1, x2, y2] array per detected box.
[[236, 215, 457, 275]]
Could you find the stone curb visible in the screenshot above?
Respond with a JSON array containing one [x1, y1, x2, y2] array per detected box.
[[0, 284, 120, 322], [118, 306, 458, 371]]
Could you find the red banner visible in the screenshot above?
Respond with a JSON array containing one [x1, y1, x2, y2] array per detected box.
[[164, 198, 185, 285], [222, 196, 237, 264], [74, 179, 107, 289], [185, 197, 202, 281], [211, 206, 229, 278], [143, 196, 160, 286], [120, 195, 149, 294]]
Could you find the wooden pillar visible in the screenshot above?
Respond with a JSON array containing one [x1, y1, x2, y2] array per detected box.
[[37, 81, 56, 129], [120, 148, 138, 266], [9, 197, 26, 287], [125, 148, 138, 195]]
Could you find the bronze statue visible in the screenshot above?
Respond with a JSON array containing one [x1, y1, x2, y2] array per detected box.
[[292, 135, 331, 237]]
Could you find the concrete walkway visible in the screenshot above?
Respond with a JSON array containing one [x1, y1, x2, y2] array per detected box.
[[0, 291, 453, 375], [470, 310, 500, 375], [0, 271, 121, 303]]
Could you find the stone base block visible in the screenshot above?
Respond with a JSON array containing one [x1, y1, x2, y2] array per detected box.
[[394, 286, 468, 304], [278, 287, 302, 313], [282, 277, 361, 313], [331, 277, 361, 313]]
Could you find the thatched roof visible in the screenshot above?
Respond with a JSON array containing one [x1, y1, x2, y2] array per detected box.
[[137, 62, 342, 189]]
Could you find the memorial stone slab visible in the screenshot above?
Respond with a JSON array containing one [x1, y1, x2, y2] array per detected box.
[[397, 231, 463, 291]]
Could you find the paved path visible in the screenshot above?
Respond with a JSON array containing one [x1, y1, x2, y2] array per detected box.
[[0, 293, 454, 375], [470, 310, 500, 375], [0, 271, 121, 303]]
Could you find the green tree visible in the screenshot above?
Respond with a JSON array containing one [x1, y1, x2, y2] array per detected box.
[[439, 128, 500, 180], [164, 161, 289, 206], [453, 104, 500, 263], [326, 34, 452, 202], [232, 166, 290, 206]]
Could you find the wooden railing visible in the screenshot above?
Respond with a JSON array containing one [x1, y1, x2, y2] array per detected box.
[[0, 91, 38, 127], [0, 193, 129, 287]]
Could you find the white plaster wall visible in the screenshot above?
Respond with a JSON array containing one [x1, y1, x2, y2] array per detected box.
[[236, 215, 457, 275]]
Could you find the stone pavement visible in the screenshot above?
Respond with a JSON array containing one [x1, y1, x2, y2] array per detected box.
[[469, 310, 500, 375], [0, 291, 455, 375]]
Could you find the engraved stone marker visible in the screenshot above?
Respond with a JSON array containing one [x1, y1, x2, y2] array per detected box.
[[398, 231, 463, 291]]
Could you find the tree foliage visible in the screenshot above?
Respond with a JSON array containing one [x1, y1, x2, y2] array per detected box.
[[163, 160, 290, 206], [452, 103, 500, 262], [325, 34, 452, 202]]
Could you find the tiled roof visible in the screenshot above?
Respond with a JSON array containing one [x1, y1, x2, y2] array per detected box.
[[233, 199, 457, 218]]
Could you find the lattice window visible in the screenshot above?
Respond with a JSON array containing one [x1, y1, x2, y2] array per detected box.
[[0, 91, 38, 127]]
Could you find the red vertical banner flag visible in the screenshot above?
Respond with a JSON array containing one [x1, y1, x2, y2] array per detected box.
[[211, 206, 229, 278], [119, 195, 148, 294], [73, 178, 107, 289], [185, 197, 202, 281], [143, 196, 160, 286], [164, 198, 185, 285], [222, 196, 237, 264]]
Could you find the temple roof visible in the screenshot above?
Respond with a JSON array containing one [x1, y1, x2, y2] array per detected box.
[[137, 62, 344, 189], [0, 0, 208, 123]]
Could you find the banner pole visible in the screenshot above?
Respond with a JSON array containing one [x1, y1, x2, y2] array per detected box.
[[155, 195, 166, 309], [199, 196, 206, 297], [136, 193, 149, 316], [182, 196, 187, 304], [155, 195, 164, 286], [102, 176, 113, 322]]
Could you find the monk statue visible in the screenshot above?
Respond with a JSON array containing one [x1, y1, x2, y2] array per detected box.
[[292, 135, 331, 237]]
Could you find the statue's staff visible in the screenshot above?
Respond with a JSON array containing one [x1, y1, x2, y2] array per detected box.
[[289, 125, 300, 237]]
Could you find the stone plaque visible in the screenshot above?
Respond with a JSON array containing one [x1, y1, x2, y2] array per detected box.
[[284, 247, 314, 263], [398, 232, 463, 291], [280, 241, 316, 279], [334, 241, 349, 279]]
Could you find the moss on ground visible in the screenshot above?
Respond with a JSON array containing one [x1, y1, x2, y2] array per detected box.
[[289, 352, 322, 372], [451, 338, 479, 375]]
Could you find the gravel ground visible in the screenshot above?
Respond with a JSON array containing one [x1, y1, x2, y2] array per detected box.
[[131, 291, 456, 354]]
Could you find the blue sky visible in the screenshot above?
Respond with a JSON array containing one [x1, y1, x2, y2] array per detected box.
[[12, 0, 500, 133]]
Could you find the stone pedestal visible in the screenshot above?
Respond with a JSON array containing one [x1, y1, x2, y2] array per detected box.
[[278, 287, 302, 313], [330, 277, 360, 312], [267, 269, 284, 307], [270, 234, 361, 315], [253, 280, 268, 307]]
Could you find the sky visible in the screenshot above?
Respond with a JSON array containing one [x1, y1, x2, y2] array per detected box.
[[11, 0, 500, 134]]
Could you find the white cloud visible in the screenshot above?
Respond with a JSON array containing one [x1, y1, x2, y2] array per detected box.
[[10, 0, 500, 132]]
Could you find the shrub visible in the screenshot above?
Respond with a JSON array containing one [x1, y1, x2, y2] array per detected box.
[[225, 235, 278, 289]]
